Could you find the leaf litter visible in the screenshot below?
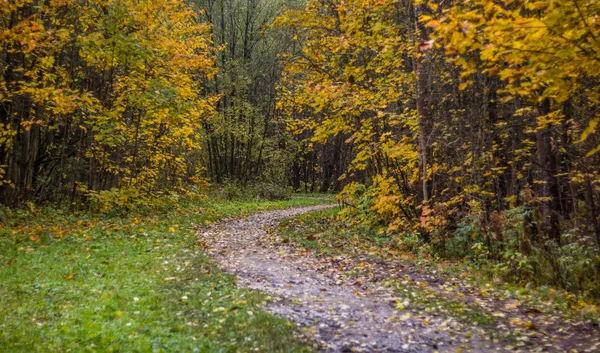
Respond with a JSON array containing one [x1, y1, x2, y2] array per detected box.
[[199, 205, 600, 352]]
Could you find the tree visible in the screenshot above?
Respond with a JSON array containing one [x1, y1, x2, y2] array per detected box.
[[0, 0, 216, 209], [276, 0, 600, 291], [190, 0, 301, 186]]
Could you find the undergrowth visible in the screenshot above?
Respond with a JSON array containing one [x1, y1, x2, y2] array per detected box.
[[209, 181, 294, 202], [278, 208, 600, 324]]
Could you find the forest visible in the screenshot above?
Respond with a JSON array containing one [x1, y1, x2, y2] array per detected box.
[[1, 0, 600, 352]]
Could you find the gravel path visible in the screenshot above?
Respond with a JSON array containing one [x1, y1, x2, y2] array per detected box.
[[198, 205, 504, 352]]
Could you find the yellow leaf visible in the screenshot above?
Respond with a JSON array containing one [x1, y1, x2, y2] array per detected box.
[[459, 81, 470, 90], [426, 20, 440, 28], [578, 117, 599, 143]]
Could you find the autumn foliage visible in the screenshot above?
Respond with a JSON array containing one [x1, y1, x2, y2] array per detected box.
[[0, 0, 215, 209], [2, 0, 600, 296], [277, 0, 600, 295]]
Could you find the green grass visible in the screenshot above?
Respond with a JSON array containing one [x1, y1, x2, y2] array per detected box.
[[390, 280, 496, 328], [278, 208, 342, 255], [0, 196, 330, 353]]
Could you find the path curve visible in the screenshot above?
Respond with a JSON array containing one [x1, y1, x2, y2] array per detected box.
[[198, 205, 506, 353]]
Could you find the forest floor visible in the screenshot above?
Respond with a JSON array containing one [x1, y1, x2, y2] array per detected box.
[[201, 205, 600, 353], [0, 197, 330, 352], [2, 199, 599, 352]]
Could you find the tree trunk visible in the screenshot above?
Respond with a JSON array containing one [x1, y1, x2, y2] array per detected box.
[[536, 98, 561, 242], [415, 2, 433, 204]]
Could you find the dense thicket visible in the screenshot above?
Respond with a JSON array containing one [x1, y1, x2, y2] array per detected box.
[[276, 0, 600, 295], [0, 0, 215, 209], [191, 0, 350, 191], [0, 0, 336, 206], [190, 0, 290, 185]]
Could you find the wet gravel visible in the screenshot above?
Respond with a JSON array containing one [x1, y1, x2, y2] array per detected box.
[[198, 205, 503, 352]]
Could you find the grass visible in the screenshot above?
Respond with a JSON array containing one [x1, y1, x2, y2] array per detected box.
[[390, 280, 496, 328], [278, 207, 419, 261], [0, 195, 331, 353]]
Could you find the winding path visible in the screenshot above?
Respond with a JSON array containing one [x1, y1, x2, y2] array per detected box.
[[198, 205, 507, 352]]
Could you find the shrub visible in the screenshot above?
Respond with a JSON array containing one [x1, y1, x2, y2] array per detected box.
[[210, 181, 292, 201], [252, 182, 292, 201]]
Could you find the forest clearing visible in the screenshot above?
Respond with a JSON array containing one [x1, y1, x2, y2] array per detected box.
[[1, 0, 600, 352]]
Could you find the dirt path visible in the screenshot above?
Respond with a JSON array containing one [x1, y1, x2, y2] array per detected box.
[[198, 205, 600, 353]]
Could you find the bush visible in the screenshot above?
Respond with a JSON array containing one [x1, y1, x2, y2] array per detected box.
[[447, 205, 600, 298], [394, 231, 422, 253], [221, 182, 245, 201], [210, 181, 292, 201], [252, 182, 292, 201], [447, 215, 482, 259]]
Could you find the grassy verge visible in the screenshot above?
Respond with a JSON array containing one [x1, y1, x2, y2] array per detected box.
[[278, 208, 495, 326], [278, 208, 600, 324], [0, 195, 330, 352], [278, 207, 403, 258]]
